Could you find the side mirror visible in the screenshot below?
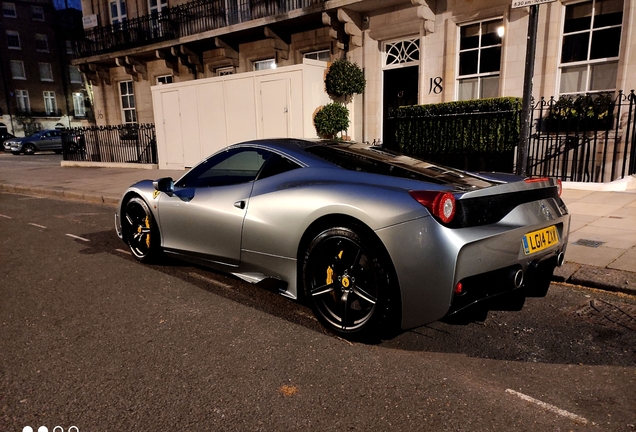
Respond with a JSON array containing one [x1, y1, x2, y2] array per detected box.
[[153, 177, 174, 196]]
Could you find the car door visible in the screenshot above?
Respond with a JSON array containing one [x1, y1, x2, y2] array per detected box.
[[38, 131, 54, 150], [155, 147, 271, 266]]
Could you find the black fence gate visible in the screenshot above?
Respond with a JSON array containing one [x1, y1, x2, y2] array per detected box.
[[61, 124, 157, 164], [526, 90, 636, 182]]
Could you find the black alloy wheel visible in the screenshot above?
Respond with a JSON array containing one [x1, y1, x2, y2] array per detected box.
[[23, 144, 35, 155], [303, 227, 393, 340], [123, 197, 159, 262]]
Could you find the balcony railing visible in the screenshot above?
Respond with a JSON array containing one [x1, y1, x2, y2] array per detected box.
[[15, 109, 63, 117], [76, 0, 325, 58]]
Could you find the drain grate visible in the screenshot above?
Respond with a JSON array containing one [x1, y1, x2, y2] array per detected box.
[[573, 239, 605, 248], [575, 299, 636, 331]]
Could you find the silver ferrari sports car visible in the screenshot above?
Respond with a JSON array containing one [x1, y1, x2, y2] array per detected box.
[[116, 139, 570, 339]]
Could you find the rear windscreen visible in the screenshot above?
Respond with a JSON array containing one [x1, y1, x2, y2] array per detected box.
[[305, 145, 493, 188]]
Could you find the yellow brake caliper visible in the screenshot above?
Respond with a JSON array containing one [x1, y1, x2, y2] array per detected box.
[[326, 250, 344, 301], [144, 216, 151, 248]]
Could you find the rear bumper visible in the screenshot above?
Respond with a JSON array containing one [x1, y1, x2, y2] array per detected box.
[[376, 197, 570, 330]]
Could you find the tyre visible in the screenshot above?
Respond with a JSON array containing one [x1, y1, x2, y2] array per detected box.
[[23, 144, 35, 155], [122, 197, 160, 262], [302, 227, 396, 340]]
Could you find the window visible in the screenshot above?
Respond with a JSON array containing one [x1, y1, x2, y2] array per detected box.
[[16, 90, 30, 112], [6, 30, 20, 49], [66, 40, 73, 54], [303, 49, 330, 62], [216, 67, 234, 76], [44, 91, 57, 115], [110, 0, 127, 24], [254, 59, 276, 71], [73, 92, 86, 116], [69, 66, 82, 83], [156, 75, 173, 84], [119, 80, 136, 124], [559, 0, 623, 95], [148, 0, 167, 15], [35, 34, 49, 52], [31, 5, 44, 20], [177, 148, 272, 188], [3, 2, 16, 18], [39, 63, 53, 81], [457, 19, 504, 100], [10, 60, 25, 79]]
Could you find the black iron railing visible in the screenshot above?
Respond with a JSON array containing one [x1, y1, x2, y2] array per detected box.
[[527, 90, 636, 182], [15, 109, 63, 117], [77, 0, 324, 58], [62, 123, 157, 164]]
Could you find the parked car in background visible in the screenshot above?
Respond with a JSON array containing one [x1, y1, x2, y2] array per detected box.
[[5, 130, 63, 155], [116, 139, 570, 340], [1, 130, 15, 147]]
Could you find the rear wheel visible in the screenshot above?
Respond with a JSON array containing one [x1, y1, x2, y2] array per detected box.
[[122, 197, 160, 262], [23, 144, 35, 155], [302, 227, 395, 340]]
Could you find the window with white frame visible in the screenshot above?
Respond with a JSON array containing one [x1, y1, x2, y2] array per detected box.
[[35, 34, 49, 52], [2, 2, 16, 17], [31, 5, 44, 20], [16, 90, 30, 112], [44, 91, 57, 115], [457, 18, 504, 100], [6, 30, 20, 49], [216, 66, 234, 76], [110, 0, 127, 24], [253, 59, 276, 71], [10, 60, 25, 79], [156, 75, 173, 84], [303, 49, 330, 62], [39, 63, 53, 81], [119, 80, 137, 124], [73, 92, 86, 116], [559, 0, 623, 95], [69, 66, 82, 83]]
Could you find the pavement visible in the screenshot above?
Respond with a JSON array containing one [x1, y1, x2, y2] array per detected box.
[[1, 155, 635, 297]]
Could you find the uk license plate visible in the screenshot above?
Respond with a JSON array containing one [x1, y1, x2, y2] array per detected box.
[[522, 225, 559, 255]]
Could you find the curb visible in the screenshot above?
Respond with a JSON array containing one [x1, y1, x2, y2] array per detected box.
[[552, 263, 636, 296], [0, 183, 120, 207]]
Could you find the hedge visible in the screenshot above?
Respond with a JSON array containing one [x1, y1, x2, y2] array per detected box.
[[390, 97, 522, 156]]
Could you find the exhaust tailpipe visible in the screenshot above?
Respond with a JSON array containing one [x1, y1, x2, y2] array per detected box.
[[556, 252, 565, 267], [510, 269, 524, 289]]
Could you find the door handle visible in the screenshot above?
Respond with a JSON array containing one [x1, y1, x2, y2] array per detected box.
[[234, 200, 246, 209]]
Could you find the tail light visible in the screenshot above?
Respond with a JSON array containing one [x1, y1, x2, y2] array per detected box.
[[409, 191, 456, 224], [524, 177, 562, 197]]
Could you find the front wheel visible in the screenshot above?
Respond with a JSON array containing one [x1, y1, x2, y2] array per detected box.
[[23, 144, 35, 155], [122, 197, 160, 262], [302, 227, 395, 341]]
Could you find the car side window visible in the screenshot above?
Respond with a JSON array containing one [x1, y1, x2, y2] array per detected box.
[[177, 148, 271, 188], [257, 153, 301, 181]]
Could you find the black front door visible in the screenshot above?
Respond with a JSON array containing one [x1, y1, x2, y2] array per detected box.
[[382, 66, 419, 149]]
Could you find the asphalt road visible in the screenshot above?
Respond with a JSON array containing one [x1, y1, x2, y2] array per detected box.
[[1, 191, 635, 432]]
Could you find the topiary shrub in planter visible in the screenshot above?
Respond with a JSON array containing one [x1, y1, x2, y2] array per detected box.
[[325, 59, 366, 101], [313, 103, 350, 139]]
